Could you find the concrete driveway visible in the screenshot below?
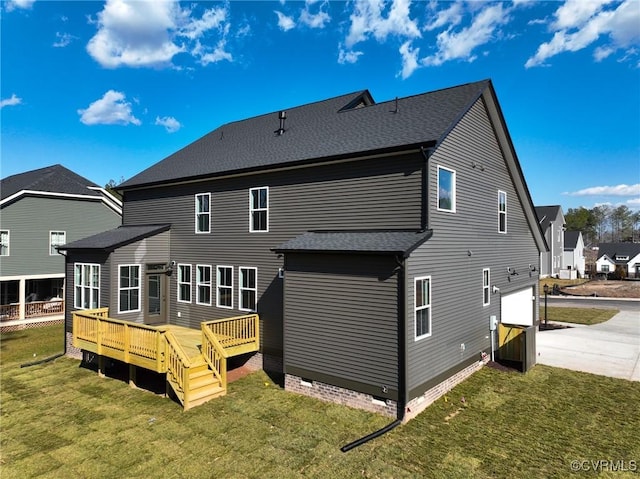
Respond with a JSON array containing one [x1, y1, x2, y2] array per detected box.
[[536, 309, 640, 381]]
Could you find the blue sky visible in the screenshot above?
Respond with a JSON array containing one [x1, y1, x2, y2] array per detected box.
[[1, 0, 639, 212]]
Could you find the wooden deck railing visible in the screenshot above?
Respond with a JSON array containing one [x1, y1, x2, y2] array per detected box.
[[0, 304, 20, 322], [201, 327, 228, 386], [73, 309, 166, 372], [202, 314, 260, 355], [164, 330, 192, 405]]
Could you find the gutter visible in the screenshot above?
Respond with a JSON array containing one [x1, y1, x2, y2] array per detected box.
[[420, 146, 435, 232], [341, 255, 408, 452]]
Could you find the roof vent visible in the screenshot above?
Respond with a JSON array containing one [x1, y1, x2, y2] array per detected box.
[[275, 110, 287, 135]]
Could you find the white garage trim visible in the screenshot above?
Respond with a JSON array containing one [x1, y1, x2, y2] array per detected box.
[[501, 287, 534, 326]]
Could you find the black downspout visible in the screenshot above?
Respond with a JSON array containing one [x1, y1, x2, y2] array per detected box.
[[341, 255, 407, 452]]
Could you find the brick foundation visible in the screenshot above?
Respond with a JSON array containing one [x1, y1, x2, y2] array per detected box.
[[285, 374, 398, 417], [404, 356, 489, 421]]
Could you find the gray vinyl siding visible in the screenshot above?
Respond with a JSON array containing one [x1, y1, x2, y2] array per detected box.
[[122, 154, 423, 355], [0, 196, 121, 277], [109, 231, 170, 323], [64, 251, 111, 330], [283, 253, 399, 398], [406, 98, 539, 397]]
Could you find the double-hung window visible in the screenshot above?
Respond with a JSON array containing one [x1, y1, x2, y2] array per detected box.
[[415, 276, 432, 340], [249, 187, 268, 232], [437, 166, 456, 212], [217, 266, 233, 309], [119, 265, 140, 313], [239, 267, 257, 311], [0, 230, 9, 256], [498, 190, 507, 233], [74, 263, 100, 309], [195, 193, 211, 233], [50, 231, 66, 255], [178, 264, 192, 303], [196, 265, 212, 305], [483, 268, 490, 306]]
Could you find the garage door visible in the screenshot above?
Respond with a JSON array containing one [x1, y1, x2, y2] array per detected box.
[[501, 287, 534, 326]]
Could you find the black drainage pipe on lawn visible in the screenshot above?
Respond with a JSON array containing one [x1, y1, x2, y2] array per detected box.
[[20, 352, 64, 368], [340, 419, 402, 453]]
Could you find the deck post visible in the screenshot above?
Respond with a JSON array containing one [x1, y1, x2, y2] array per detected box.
[[129, 364, 137, 388], [98, 355, 105, 378]]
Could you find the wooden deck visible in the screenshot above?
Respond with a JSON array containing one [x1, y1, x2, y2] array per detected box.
[[72, 309, 259, 410]]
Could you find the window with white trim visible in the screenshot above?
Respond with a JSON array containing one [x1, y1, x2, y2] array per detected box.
[[0, 230, 9, 256], [217, 265, 233, 309], [239, 267, 257, 311], [498, 190, 507, 233], [437, 166, 455, 212], [415, 276, 432, 340], [177, 264, 192, 303], [249, 187, 269, 232], [119, 265, 140, 313], [483, 268, 490, 306], [195, 193, 211, 233], [601, 264, 610, 273], [196, 265, 212, 305], [50, 231, 66, 255], [74, 263, 100, 309]]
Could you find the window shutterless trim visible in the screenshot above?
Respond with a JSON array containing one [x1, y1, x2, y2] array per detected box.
[[483, 268, 490, 306], [74, 262, 100, 310], [118, 264, 141, 313], [196, 264, 212, 306], [0, 230, 9, 256], [177, 264, 192, 303], [436, 165, 456, 213], [216, 265, 234, 309], [249, 186, 269, 232], [49, 230, 66, 256], [414, 275, 432, 340], [498, 190, 507, 234], [239, 266, 258, 312], [195, 192, 211, 234]]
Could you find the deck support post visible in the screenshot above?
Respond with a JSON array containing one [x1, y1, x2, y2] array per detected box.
[[98, 355, 105, 378], [129, 364, 137, 389]]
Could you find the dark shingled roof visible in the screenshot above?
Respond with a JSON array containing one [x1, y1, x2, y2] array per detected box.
[[273, 230, 433, 257], [564, 231, 581, 250], [58, 225, 170, 252], [535, 205, 563, 231], [1, 164, 101, 201], [597, 242, 640, 264], [120, 80, 490, 189]]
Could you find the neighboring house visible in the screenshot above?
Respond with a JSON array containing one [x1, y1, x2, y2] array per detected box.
[[563, 231, 585, 277], [596, 243, 640, 278], [0, 165, 122, 322], [535, 205, 565, 278], [61, 80, 546, 419]]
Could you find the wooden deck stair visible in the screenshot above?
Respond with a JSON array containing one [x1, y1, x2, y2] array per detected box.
[[72, 309, 259, 411]]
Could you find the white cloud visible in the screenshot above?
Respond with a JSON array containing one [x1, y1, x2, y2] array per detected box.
[[422, 3, 510, 66], [299, 0, 331, 29], [338, 46, 363, 64], [0, 94, 22, 109], [345, 0, 421, 49], [155, 116, 181, 133], [275, 11, 295, 31], [53, 32, 76, 48], [627, 198, 640, 206], [564, 184, 640, 197], [78, 90, 141, 126], [424, 2, 463, 31], [5, 0, 36, 12], [398, 40, 420, 79], [86, 0, 232, 69], [526, 0, 640, 68]]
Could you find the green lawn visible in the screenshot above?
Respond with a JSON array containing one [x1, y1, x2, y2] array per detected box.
[[539, 307, 618, 325], [2, 325, 639, 478]]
